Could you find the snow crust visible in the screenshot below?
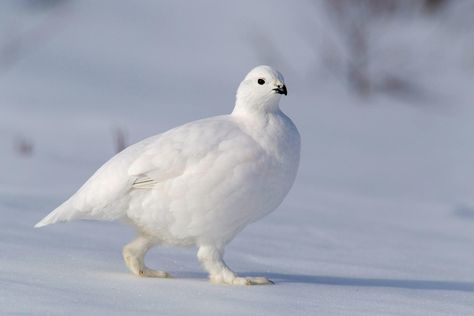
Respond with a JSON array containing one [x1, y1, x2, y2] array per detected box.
[[1, 1, 473, 315]]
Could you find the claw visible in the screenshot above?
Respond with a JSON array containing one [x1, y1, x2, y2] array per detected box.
[[212, 276, 274, 285], [139, 268, 171, 278]]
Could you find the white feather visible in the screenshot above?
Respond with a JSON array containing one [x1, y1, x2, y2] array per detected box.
[[35, 65, 300, 249]]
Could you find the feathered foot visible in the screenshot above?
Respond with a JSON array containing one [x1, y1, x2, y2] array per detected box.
[[123, 235, 170, 278], [197, 245, 273, 286]]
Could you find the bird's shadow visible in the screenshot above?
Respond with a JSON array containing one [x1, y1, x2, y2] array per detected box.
[[177, 271, 474, 292], [260, 272, 474, 293]]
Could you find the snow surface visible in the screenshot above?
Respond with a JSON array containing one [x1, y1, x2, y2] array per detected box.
[[1, 0, 474, 315]]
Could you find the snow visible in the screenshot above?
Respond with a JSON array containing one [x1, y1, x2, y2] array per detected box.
[[1, 0, 474, 315]]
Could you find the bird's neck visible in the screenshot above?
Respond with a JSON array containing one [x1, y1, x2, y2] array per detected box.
[[232, 97, 281, 117], [231, 105, 297, 159]]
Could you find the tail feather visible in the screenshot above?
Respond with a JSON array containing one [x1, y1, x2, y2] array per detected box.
[[34, 200, 73, 228]]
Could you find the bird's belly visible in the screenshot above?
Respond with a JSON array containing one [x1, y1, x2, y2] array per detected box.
[[126, 156, 296, 246]]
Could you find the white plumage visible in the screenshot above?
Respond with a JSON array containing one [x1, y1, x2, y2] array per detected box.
[[36, 65, 300, 285]]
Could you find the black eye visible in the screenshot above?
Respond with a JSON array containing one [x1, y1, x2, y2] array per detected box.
[[258, 78, 265, 85]]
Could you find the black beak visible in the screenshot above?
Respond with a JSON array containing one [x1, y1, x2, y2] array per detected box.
[[273, 85, 287, 96]]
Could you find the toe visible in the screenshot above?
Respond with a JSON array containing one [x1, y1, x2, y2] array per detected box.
[[231, 276, 274, 285], [245, 276, 274, 285], [232, 277, 252, 285], [139, 268, 171, 278]]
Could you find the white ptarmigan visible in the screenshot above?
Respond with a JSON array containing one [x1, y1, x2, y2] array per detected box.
[[35, 65, 300, 285]]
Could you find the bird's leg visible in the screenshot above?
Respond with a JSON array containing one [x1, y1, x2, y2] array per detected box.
[[122, 235, 170, 278], [197, 245, 273, 285]]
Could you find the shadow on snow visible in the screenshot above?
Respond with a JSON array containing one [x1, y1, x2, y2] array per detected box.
[[262, 273, 474, 293]]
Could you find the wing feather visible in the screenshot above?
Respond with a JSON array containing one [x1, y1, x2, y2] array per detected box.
[[35, 115, 250, 226]]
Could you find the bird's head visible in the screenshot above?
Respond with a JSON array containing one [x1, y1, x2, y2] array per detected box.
[[233, 65, 287, 115]]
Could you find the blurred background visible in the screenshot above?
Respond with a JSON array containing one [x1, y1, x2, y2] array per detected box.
[[1, 1, 474, 314], [1, 0, 473, 205]]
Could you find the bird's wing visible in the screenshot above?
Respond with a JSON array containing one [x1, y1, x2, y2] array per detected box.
[[128, 116, 247, 188], [128, 134, 187, 188], [35, 115, 256, 227]]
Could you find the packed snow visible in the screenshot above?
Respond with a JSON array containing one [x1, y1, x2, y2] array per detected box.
[[1, 0, 473, 315]]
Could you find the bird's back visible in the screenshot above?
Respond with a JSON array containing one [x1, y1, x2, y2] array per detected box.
[[35, 115, 267, 228]]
